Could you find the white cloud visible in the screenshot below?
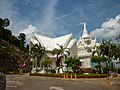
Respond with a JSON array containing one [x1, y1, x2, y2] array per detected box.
[[0, 0, 18, 19], [0, 0, 30, 35], [90, 14, 120, 40], [19, 0, 59, 38], [37, 0, 59, 36], [20, 25, 38, 40], [55, 13, 72, 20]]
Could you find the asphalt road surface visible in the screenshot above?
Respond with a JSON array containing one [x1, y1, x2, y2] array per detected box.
[[6, 74, 120, 90]]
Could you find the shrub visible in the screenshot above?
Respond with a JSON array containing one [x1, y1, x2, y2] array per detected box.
[[46, 69, 56, 74], [29, 73, 108, 78], [81, 68, 96, 74]]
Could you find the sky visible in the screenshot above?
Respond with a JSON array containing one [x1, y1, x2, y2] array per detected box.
[[0, 0, 120, 41]]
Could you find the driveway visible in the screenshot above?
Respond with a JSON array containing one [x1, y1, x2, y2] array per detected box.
[[6, 74, 120, 90]]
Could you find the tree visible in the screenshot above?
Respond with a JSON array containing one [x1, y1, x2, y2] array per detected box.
[[41, 59, 52, 69], [0, 18, 12, 41], [114, 35, 120, 61], [0, 18, 29, 74], [30, 43, 46, 72], [100, 39, 114, 73], [65, 57, 81, 73], [9, 35, 20, 47], [0, 40, 25, 73], [115, 35, 120, 42], [0, 18, 10, 28], [18, 33, 26, 50], [3, 18, 10, 27], [52, 44, 70, 67], [91, 46, 107, 73]]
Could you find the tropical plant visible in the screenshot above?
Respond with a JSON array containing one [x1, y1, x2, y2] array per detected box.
[[100, 39, 115, 73], [91, 46, 107, 73], [30, 43, 46, 72], [114, 35, 120, 61], [52, 44, 70, 67], [41, 59, 52, 69], [115, 35, 120, 42], [65, 57, 81, 73]]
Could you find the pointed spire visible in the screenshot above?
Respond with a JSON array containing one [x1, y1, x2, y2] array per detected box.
[[82, 19, 90, 39], [83, 19, 88, 35]]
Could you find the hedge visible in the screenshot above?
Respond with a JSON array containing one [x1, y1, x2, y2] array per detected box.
[[29, 73, 108, 78]]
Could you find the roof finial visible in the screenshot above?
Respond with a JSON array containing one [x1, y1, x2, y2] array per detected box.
[[82, 18, 90, 38], [83, 18, 87, 34]]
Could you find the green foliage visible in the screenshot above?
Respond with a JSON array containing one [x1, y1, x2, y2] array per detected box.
[[9, 35, 20, 47], [65, 57, 80, 73], [30, 43, 46, 60], [116, 35, 120, 42], [92, 38, 120, 74], [112, 43, 120, 60], [52, 44, 70, 67], [30, 73, 108, 78], [0, 18, 10, 28], [30, 43, 46, 71], [91, 56, 107, 63], [0, 18, 30, 73], [0, 44, 22, 73], [41, 59, 52, 68], [18, 33, 26, 50]]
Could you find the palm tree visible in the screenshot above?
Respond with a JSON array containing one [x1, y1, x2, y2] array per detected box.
[[100, 39, 114, 73], [30, 43, 46, 72], [91, 46, 107, 73], [52, 44, 70, 67], [114, 35, 120, 62], [115, 35, 120, 42]]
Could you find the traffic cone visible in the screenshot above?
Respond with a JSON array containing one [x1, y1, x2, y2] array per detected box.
[[66, 73, 68, 78], [75, 73, 77, 79], [70, 73, 72, 79], [64, 74, 65, 78]]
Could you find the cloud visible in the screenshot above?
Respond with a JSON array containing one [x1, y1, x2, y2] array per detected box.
[[55, 13, 72, 20], [0, 0, 18, 19], [18, 0, 60, 39], [37, 0, 59, 37], [0, 0, 30, 35], [20, 25, 38, 40], [90, 14, 120, 40]]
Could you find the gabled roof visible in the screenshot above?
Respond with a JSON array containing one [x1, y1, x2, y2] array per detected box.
[[30, 33, 75, 51], [67, 39, 76, 49], [30, 38, 39, 45], [77, 37, 86, 47], [54, 33, 72, 48]]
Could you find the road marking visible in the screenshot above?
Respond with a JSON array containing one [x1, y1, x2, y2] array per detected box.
[[7, 85, 18, 88], [50, 86, 64, 90]]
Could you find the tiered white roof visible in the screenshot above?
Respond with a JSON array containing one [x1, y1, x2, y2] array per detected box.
[[30, 33, 76, 51], [77, 21, 96, 48]]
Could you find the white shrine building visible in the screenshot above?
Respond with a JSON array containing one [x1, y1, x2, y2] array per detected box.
[[29, 21, 99, 71], [29, 32, 78, 70], [77, 21, 99, 68]]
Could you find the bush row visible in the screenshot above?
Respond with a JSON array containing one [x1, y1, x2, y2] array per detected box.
[[29, 73, 108, 78]]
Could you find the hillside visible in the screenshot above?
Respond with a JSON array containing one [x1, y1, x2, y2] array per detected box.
[[0, 39, 27, 73]]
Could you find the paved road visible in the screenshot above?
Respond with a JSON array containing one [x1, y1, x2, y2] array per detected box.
[[6, 75, 120, 90]]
